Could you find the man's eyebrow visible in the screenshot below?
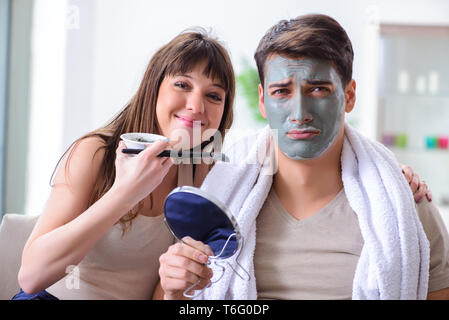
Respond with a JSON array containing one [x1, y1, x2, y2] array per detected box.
[[268, 80, 293, 89], [305, 80, 333, 86]]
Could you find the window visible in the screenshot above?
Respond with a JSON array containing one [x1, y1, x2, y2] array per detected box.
[[0, 0, 11, 219]]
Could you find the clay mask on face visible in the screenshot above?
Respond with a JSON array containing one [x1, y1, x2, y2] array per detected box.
[[263, 56, 346, 159]]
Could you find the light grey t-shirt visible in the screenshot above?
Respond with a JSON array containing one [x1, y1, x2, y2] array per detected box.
[[254, 187, 449, 300]]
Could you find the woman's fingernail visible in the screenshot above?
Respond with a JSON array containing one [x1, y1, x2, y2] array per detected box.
[[416, 196, 422, 203], [199, 254, 208, 263]]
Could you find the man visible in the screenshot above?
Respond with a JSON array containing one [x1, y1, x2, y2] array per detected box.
[[158, 14, 448, 300]]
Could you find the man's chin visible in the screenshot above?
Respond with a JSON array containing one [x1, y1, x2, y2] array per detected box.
[[280, 147, 326, 161]]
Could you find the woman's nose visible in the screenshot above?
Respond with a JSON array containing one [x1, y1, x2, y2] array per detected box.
[[186, 92, 205, 114]]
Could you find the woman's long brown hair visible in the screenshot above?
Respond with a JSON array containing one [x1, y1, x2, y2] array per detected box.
[[50, 29, 235, 234]]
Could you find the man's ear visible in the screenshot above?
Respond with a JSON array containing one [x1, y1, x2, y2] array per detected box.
[[259, 84, 267, 119], [344, 79, 356, 113]]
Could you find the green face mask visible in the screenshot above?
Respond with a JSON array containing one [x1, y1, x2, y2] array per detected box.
[[263, 56, 346, 160]]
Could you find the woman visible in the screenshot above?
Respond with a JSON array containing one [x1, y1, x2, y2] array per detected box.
[[14, 29, 233, 300]]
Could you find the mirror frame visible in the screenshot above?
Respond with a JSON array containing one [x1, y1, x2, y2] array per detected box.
[[164, 185, 243, 259]]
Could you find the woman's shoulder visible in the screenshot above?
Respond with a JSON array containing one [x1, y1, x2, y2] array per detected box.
[[68, 136, 108, 169], [72, 135, 108, 157], [53, 135, 109, 186]]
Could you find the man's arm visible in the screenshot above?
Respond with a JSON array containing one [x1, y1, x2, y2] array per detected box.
[[152, 282, 165, 300], [416, 199, 449, 300], [428, 287, 449, 300]]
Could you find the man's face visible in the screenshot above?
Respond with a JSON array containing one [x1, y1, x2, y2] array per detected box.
[[262, 56, 346, 160]]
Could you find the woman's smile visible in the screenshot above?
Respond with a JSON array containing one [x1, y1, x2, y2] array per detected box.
[[174, 114, 204, 128]]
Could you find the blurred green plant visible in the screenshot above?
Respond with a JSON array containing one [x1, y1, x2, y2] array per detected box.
[[236, 60, 267, 123]]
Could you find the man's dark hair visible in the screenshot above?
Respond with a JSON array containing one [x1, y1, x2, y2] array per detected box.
[[254, 14, 354, 87]]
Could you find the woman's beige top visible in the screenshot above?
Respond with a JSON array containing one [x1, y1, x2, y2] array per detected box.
[[46, 163, 194, 300]]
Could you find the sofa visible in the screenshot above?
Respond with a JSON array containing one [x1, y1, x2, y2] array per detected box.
[[0, 214, 39, 299]]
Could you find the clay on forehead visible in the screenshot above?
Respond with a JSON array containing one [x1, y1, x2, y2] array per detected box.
[[264, 56, 342, 87]]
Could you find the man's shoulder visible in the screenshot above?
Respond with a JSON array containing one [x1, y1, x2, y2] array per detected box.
[[416, 199, 449, 233]]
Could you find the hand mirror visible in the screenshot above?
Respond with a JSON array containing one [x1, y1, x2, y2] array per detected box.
[[163, 186, 249, 298]]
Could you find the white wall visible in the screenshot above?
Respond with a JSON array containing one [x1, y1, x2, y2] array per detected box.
[[87, 0, 449, 129], [25, 0, 67, 215], [62, 0, 95, 149], [24, 0, 449, 215]]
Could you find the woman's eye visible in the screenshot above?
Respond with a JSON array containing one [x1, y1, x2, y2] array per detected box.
[[208, 93, 223, 102], [174, 81, 189, 89]]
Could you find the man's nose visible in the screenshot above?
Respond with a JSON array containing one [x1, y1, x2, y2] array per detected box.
[[290, 95, 312, 124], [186, 91, 205, 114]]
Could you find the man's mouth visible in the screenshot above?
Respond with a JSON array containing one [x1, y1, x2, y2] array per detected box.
[[175, 115, 204, 128], [286, 128, 321, 140]]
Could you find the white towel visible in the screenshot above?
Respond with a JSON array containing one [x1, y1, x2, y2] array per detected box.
[[341, 123, 429, 299], [197, 124, 430, 300]]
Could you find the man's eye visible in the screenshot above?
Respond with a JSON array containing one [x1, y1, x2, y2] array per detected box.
[[271, 88, 290, 96], [311, 87, 330, 93]]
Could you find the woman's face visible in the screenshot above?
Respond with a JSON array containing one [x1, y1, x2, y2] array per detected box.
[[156, 61, 226, 150]]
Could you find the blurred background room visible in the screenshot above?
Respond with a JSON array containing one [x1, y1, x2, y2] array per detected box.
[[0, 0, 448, 227]]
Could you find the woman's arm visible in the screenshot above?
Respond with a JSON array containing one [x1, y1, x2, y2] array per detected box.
[[18, 138, 173, 294]]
